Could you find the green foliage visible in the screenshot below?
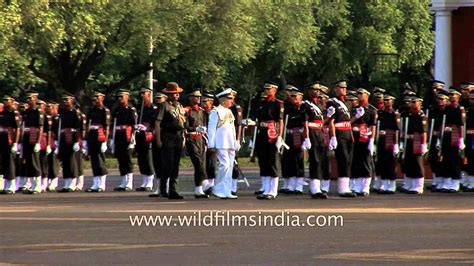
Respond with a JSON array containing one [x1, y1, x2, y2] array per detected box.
[[0, 0, 434, 102]]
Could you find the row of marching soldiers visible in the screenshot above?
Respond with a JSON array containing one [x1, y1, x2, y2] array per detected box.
[[245, 80, 474, 200], [0, 82, 244, 199]]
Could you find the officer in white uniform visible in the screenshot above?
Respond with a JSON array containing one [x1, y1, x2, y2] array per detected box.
[[207, 88, 240, 199]]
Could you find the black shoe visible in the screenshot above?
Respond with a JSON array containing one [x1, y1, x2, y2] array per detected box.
[[136, 187, 152, 192], [310, 192, 328, 199], [231, 191, 237, 196], [23, 190, 40, 194], [254, 190, 264, 195], [16, 187, 27, 193], [339, 192, 357, 198], [370, 188, 380, 193], [123, 187, 132, 192], [1, 190, 15, 194], [58, 188, 74, 193], [445, 189, 459, 193], [397, 186, 408, 193], [46, 188, 56, 192], [356, 192, 369, 197], [149, 191, 169, 198], [114, 187, 125, 192], [293, 190, 304, 195], [204, 187, 213, 195], [321, 190, 328, 194], [378, 190, 395, 195], [194, 194, 209, 199], [278, 188, 289, 194], [257, 194, 276, 200], [407, 190, 422, 195], [75, 188, 83, 192], [168, 192, 184, 200]]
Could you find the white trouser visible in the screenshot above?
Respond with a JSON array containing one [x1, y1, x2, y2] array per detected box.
[[213, 149, 235, 197]]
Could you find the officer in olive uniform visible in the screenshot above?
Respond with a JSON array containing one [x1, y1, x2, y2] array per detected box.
[[149, 92, 168, 197], [400, 96, 428, 194], [252, 82, 285, 200], [463, 90, 474, 192], [437, 89, 465, 192], [46, 102, 60, 191], [111, 90, 137, 192], [184, 89, 209, 198], [20, 92, 45, 194], [349, 88, 377, 196], [57, 94, 82, 193], [155, 82, 186, 200], [326, 81, 356, 197], [85, 92, 110, 192], [375, 95, 400, 194], [281, 87, 309, 195], [135, 88, 157, 192], [0, 95, 21, 194]]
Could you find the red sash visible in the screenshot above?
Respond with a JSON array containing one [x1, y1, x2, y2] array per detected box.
[[40, 133, 48, 150], [292, 131, 302, 149], [450, 126, 460, 147], [413, 133, 422, 155], [384, 130, 395, 150], [97, 128, 106, 142], [28, 127, 39, 144], [267, 122, 277, 143], [62, 129, 75, 145]]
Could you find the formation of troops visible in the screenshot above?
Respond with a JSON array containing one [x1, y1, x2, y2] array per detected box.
[[1, 80, 474, 199]]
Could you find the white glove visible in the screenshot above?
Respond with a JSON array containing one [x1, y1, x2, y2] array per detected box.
[[135, 124, 147, 131], [248, 139, 254, 149], [459, 138, 465, 150], [421, 143, 428, 155], [329, 136, 338, 150], [128, 143, 135, 150], [82, 140, 88, 154], [11, 143, 18, 154], [196, 126, 207, 133], [54, 148, 59, 155], [276, 136, 283, 150], [435, 139, 441, 150], [368, 138, 375, 155], [34, 143, 41, 153], [242, 119, 256, 126], [109, 140, 115, 154], [302, 138, 311, 150], [73, 142, 80, 152], [16, 143, 22, 155], [235, 142, 241, 151], [393, 143, 399, 155], [326, 106, 336, 118], [101, 142, 107, 153], [399, 142, 404, 152], [46, 145, 52, 155], [355, 107, 365, 119]]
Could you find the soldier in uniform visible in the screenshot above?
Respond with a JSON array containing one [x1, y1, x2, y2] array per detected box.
[[202, 93, 217, 194], [155, 82, 186, 199], [85, 92, 110, 192], [251, 82, 285, 200], [184, 89, 209, 198], [230, 90, 243, 196], [349, 88, 377, 196], [281, 87, 309, 195], [46, 102, 60, 191], [37, 99, 52, 192], [57, 94, 82, 192], [149, 92, 168, 197], [437, 89, 465, 192], [459, 82, 472, 109], [424, 80, 446, 110], [463, 90, 474, 192], [318, 92, 332, 193], [375, 95, 400, 194], [135, 88, 157, 192], [0, 95, 21, 194], [400, 96, 428, 194], [326, 81, 356, 197], [207, 88, 239, 199], [372, 86, 386, 111], [111, 90, 137, 192], [75, 102, 87, 191], [304, 83, 329, 198], [20, 92, 45, 194]]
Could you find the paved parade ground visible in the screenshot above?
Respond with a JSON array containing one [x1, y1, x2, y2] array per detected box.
[[1, 169, 473, 265]]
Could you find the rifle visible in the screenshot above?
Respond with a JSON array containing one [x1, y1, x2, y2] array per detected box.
[[402, 117, 409, 160], [241, 95, 252, 144], [249, 118, 258, 159], [279, 114, 289, 154], [56, 118, 62, 156], [19, 121, 25, 159], [437, 114, 446, 162], [234, 159, 250, 187], [427, 118, 435, 157], [462, 120, 467, 165], [375, 119, 380, 162], [110, 118, 117, 154]]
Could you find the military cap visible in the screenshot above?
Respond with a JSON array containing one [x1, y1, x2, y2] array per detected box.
[[374, 92, 384, 98], [334, 80, 347, 88], [202, 93, 215, 101], [216, 88, 235, 99], [187, 89, 202, 97], [140, 87, 153, 93], [460, 82, 474, 90], [437, 92, 449, 100], [62, 92, 75, 100], [432, 80, 445, 88], [286, 84, 298, 92], [346, 94, 358, 101], [263, 82, 279, 90], [154, 92, 167, 99], [37, 99, 46, 105], [289, 88, 303, 96], [231, 89, 238, 96], [2, 95, 15, 101], [448, 89, 461, 96], [260, 91, 268, 99], [162, 82, 183, 94], [401, 82, 412, 91], [383, 94, 396, 101], [410, 96, 423, 102], [402, 90, 416, 97], [469, 90, 474, 98], [373, 86, 386, 94], [319, 93, 329, 99], [93, 91, 105, 97], [116, 89, 130, 97], [26, 91, 39, 98], [357, 88, 371, 95], [307, 82, 329, 94]]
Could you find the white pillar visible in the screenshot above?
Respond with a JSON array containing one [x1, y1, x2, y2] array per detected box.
[[433, 9, 453, 86]]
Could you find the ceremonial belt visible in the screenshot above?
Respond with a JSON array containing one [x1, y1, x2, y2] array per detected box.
[[467, 129, 474, 135], [89, 124, 103, 130], [286, 128, 304, 134], [0, 127, 13, 133], [187, 132, 203, 139], [259, 121, 278, 128], [443, 125, 460, 132], [379, 130, 386, 135], [334, 121, 351, 131], [115, 125, 131, 130], [23, 127, 39, 132], [308, 120, 323, 129], [61, 128, 77, 133]]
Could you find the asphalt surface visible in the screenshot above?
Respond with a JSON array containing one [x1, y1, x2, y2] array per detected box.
[[0, 169, 473, 265]]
